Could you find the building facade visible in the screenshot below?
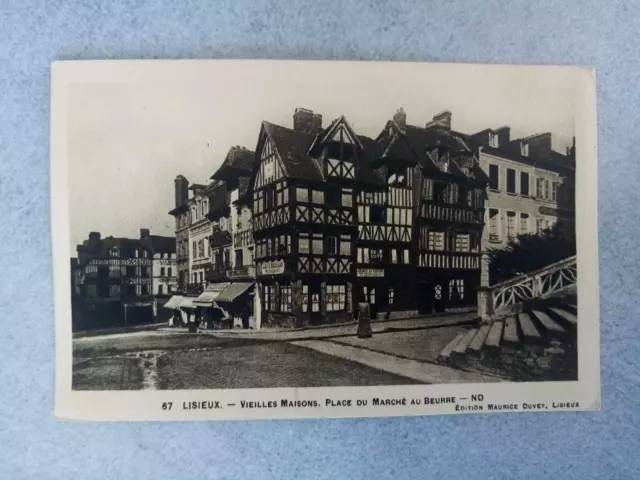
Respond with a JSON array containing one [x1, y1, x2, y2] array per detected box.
[[468, 128, 576, 248], [373, 110, 489, 314], [74, 229, 176, 327], [168, 175, 191, 292]]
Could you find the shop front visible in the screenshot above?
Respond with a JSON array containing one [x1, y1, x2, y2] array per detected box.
[[193, 282, 230, 328], [215, 281, 255, 329]]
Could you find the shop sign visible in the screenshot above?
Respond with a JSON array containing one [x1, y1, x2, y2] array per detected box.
[[357, 268, 384, 278], [538, 206, 558, 216], [259, 260, 285, 276]]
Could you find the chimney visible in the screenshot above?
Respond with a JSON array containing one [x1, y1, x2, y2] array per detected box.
[[431, 111, 452, 129], [174, 175, 189, 208], [393, 108, 407, 129], [293, 108, 323, 134], [495, 126, 511, 146], [526, 133, 552, 159], [140, 228, 150, 238], [567, 136, 576, 158], [88, 231, 101, 244]]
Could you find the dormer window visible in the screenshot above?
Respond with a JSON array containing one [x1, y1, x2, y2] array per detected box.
[[521, 142, 529, 156], [489, 133, 499, 148]]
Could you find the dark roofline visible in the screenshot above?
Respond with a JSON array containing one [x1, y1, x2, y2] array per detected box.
[[480, 145, 574, 174], [168, 203, 189, 216]]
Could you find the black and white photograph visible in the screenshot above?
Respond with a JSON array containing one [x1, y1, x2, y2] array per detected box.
[[51, 60, 599, 420]]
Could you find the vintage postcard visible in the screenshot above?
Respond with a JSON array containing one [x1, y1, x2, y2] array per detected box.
[[52, 59, 599, 421]]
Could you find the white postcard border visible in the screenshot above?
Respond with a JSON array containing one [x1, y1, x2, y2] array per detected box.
[[51, 60, 600, 421]]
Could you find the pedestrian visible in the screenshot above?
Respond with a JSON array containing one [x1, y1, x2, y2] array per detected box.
[[241, 305, 250, 329]]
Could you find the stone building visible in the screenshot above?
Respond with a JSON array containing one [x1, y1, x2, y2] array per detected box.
[[467, 127, 576, 248], [74, 229, 176, 327]]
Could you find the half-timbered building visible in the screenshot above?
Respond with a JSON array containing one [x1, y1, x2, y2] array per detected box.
[[246, 108, 385, 327], [356, 110, 417, 319], [375, 110, 489, 313]]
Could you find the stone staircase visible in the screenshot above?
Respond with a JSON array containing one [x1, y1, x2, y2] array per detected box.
[[438, 295, 578, 381]]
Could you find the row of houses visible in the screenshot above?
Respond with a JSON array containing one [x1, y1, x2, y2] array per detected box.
[[165, 107, 575, 329], [71, 229, 177, 328]]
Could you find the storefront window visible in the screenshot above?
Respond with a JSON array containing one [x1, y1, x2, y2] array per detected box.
[[302, 285, 309, 313], [327, 285, 346, 312], [280, 285, 292, 312]]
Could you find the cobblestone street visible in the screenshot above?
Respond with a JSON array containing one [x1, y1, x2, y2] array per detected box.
[[72, 317, 501, 390]]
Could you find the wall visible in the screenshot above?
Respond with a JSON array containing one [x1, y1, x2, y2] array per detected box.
[[480, 151, 563, 250], [151, 253, 177, 295]]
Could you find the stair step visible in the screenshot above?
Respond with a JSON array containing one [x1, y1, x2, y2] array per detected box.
[[438, 332, 465, 360], [468, 324, 491, 356], [532, 310, 565, 334], [503, 316, 519, 346], [452, 328, 478, 355], [549, 307, 577, 326], [518, 312, 543, 344], [484, 320, 504, 352]]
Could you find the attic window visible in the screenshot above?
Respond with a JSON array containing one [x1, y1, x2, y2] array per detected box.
[[521, 143, 529, 156], [489, 133, 499, 148]]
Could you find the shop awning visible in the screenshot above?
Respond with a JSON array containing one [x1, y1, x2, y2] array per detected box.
[[193, 283, 230, 306], [180, 296, 199, 309], [163, 295, 184, 309], [216, 282, 254, 303]]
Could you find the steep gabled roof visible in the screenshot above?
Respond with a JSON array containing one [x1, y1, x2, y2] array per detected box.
[[263, 121, 324, 182], [211, 146, 255, 180]]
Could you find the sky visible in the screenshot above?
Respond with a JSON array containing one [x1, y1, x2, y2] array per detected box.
[[66, 60, 579, 254]]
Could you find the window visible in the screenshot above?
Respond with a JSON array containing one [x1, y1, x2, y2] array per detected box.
[[160, 267, 165, 276], [551, 182, 558, 202], [449, 279, 464, 300], [520, 172, 530, 196], [311, 190, 324, 204], [224, 250, 230, 269], [506, 168, 516, 194], [339, 236, 351, 256], [168, 267, 172, 277], [357, 247, 369, 264], [370, 249, 383, 263], [403, 249, 410, 264], [311, 234, 323, 254], [326, 236, 338, 255], [521, 143, 529, 156], [141, 284, 149, 296], [311, 288, 320, 313], [455, 234, 470, 252], [327, 285, 346, 312], [489, 209, 500, 240], [489, 165, 499, 190], [388, 288, 395, 305], [235, 249, 243, 267], [428, 231, 445, 251], [489, 133, 499, 148], [294, 284, 305, 313], [543, 180, 549, 199], [520, 213, 529, 234], [158, 285, 164, 295], [296, 188, 308, 202], [280, 285, 292, 312], [264, 285, 271, 311], [126, 266, 135, 277], [299, 234, 310, 254], [192, 241, 196, 256], [391, 249, 398, 264], [507, 211, 516, 238], [142, 266, 150, 277], [341, 190, 353, 207]]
